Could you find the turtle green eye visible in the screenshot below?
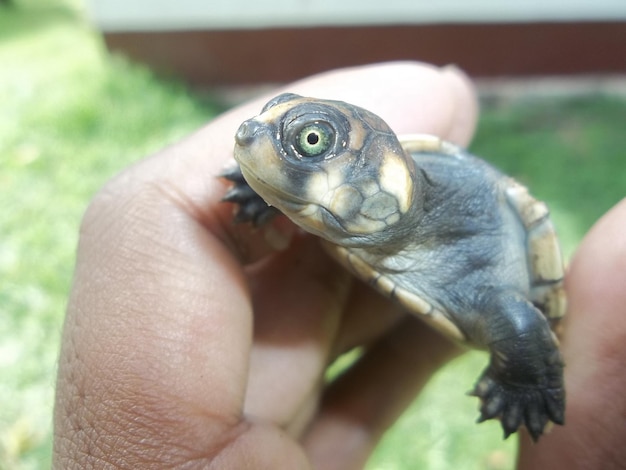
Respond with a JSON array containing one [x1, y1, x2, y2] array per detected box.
[[295, 122, 333, 158]]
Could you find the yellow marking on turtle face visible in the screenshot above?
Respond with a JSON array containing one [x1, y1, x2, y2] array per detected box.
[[295, 203, 320, 218], [308, 165, 393, 235], [348, 217, 387, 234], [306, 168, 346, 205], [348, 123, 367, 152], [256, 101, 301, 125], [379, 152, 412, 214], [292, 204, 328, 235], [329, 184, 362, 221], [385, 213, 401, 225], [305, 171, 330, 204]]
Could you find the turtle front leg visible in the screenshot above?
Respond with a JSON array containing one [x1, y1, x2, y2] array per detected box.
[[220, 163, 280, 226], [469, 289, 565, 441]]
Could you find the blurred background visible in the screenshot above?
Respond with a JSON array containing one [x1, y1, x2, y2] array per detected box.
[[1, 0, 625, 469]]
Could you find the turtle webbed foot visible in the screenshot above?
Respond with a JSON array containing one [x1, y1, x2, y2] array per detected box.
[[471, 372, 565, 441], [220, 164, 279, 226]]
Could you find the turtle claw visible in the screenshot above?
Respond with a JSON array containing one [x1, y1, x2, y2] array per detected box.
[[220, 164, 279, 226], [222, 182, 259, 204], [219, 163, 247, 183], [471, 373, 565, 442]]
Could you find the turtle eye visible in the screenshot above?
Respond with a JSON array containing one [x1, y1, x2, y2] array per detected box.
[[294, 122, 334, 158]]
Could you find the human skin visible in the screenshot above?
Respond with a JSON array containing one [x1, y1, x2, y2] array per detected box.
[[53, 62, 626, 469]]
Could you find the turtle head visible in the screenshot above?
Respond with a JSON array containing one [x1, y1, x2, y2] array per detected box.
[[233, 93, 423, 247]]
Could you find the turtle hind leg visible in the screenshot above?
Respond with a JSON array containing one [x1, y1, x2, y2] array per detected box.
[[220, 164, 279, 226], [471, 362, 564, 441], [467, 289, 565, 441]]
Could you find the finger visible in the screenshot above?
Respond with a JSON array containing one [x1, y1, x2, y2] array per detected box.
[[330, 282, 408, 358], [243, 253, 407, 434], [440, 64, 480, 145], [518, 198, 626, 468], [242, 234, 352, 428], [54, 181, 255, 463], [303, 318, 462, 470]]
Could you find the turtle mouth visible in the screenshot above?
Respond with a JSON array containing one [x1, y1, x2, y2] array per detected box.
[[290, 203, 348, 241], [237, 160, 311, 211], [317, 205, 352, 238]]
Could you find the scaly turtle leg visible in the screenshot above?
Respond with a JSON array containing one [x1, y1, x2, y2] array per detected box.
[[220, 164, 279, 226], [469, 289, 565, 441]]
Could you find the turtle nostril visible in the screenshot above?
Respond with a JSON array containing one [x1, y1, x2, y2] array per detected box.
[[235, 119, 263, 146]]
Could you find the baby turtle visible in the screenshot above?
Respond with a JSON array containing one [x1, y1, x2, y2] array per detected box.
[[222, 93, 566, 441]]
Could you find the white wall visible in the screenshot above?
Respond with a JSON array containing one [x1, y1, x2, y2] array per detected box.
[[90, 0, 626, 32]]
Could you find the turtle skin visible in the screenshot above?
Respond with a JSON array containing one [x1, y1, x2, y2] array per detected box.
[[222, 93, 565, 441]]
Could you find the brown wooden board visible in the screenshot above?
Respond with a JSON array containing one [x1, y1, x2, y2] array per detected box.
[[103, 22, 626, 85]]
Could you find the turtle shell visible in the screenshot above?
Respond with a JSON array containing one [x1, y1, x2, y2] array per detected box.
[[320, 134, 565, 343]]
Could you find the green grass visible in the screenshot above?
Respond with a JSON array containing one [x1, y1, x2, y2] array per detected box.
[[2, 2, 625, 469], [473, 95, 626, 259]]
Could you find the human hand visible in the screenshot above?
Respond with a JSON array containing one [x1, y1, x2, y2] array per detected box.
[[52, 62, 626, 469], [517, 198, 626, 469], [52, 62, 476, 469]]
